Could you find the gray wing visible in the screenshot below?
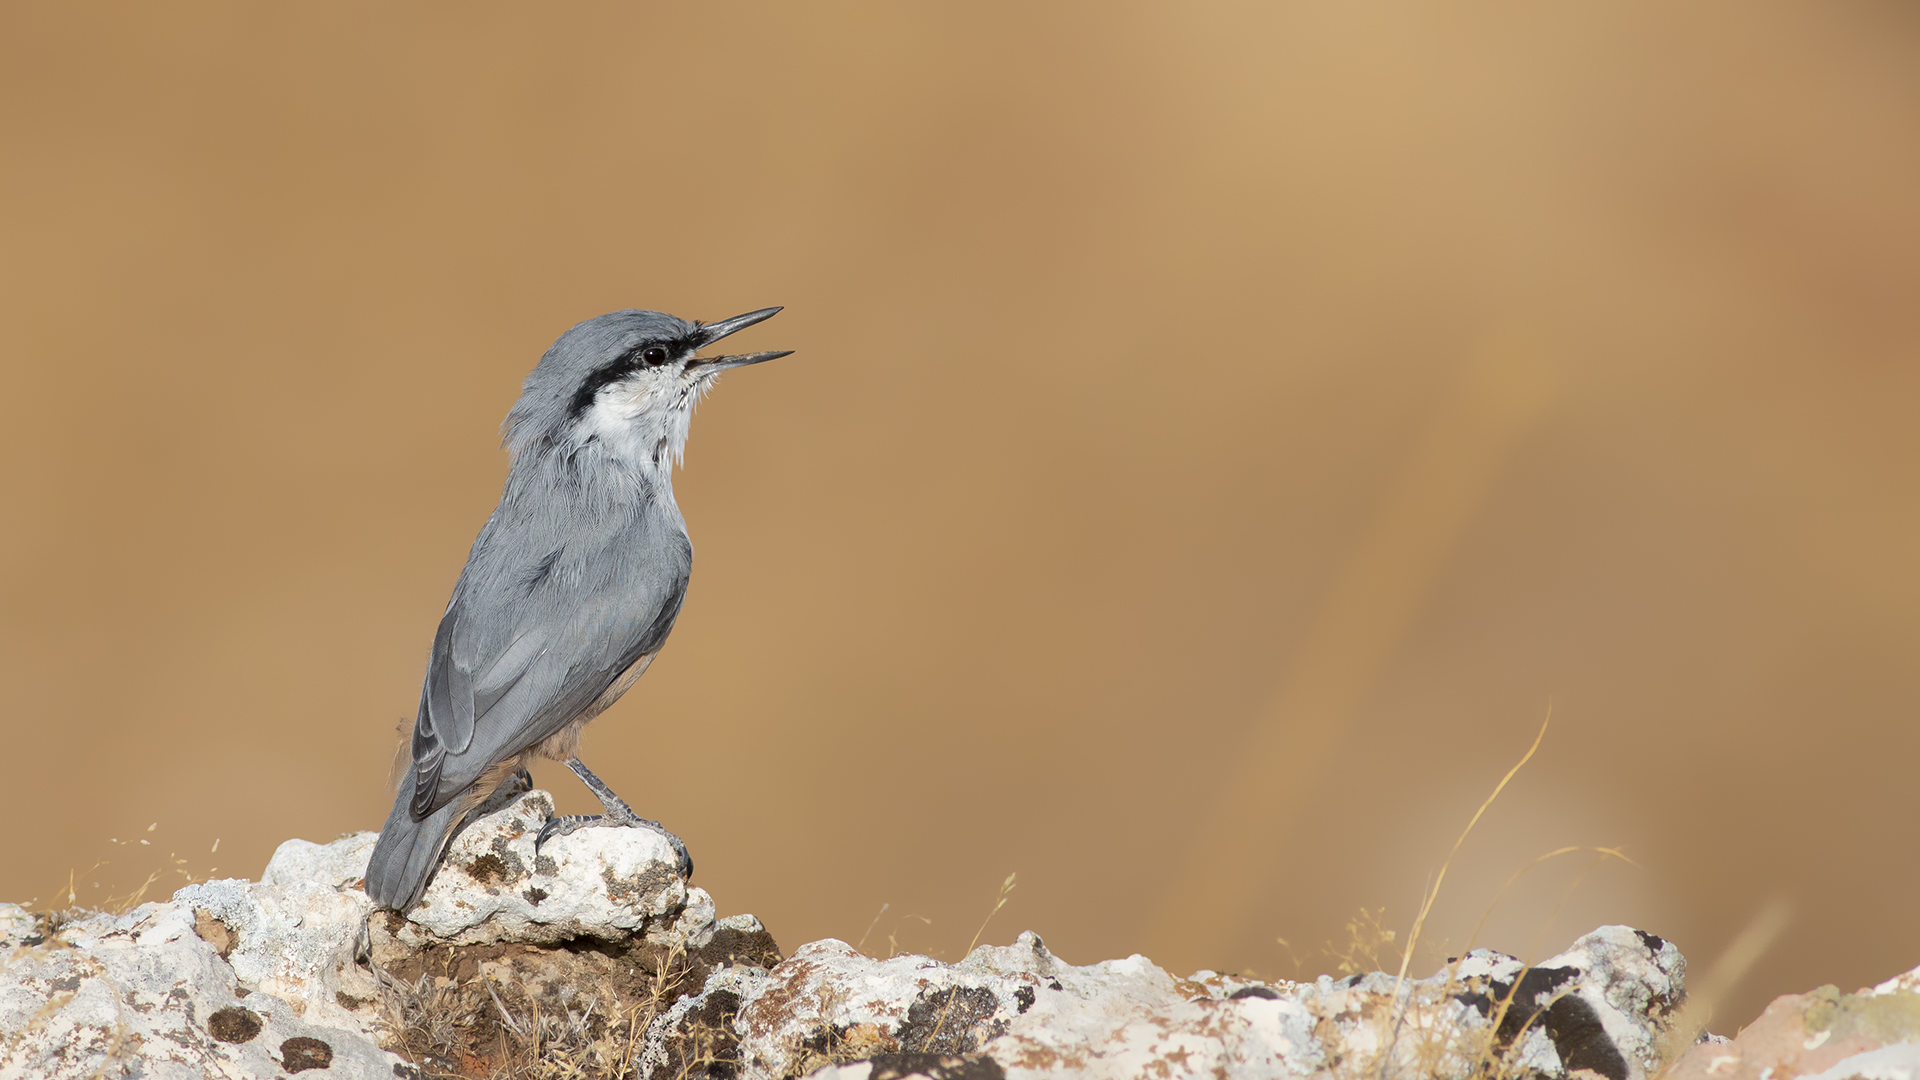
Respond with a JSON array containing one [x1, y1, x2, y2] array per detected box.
[[407, 505, 691, 820]]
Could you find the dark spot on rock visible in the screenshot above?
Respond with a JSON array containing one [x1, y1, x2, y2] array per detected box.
[[603, 863, 678, 904], [207, 1005, 262, 1043], [281, 1035, 334, 1072], [234, 986, 250, 997], [50, 975, 81, 992], [524, 887, 547, 906], [1539, 990, 1626, 1080], [897, 986, 1004, 1055], [1046, 979, 1063, 991], [465, 853, 512, 884], [1513, 965, 1579, 1001], [1229, 986, 1282, 1000], [700, 921, 783, 971], [1635, 930, 1668, 956], [868, 1052, 1007, 1080], [335, 990, 370, 1010], [1014, 986, 1035, 1013], [392, 1063, 424, 1079], [533, 854, 559, 876], [485, 835, 528, 876], [655, 988, 745, 1078], [1462, 966, 1627, 1080], [20, 935, 44, 947]]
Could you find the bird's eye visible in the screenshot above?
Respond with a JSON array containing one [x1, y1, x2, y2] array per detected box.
[[641, 346, 670, 367]]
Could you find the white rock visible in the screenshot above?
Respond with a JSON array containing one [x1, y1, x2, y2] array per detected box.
[[0, 785, 1695, 1080], [648, 931, 1320, 1080], [0, 900, 397, 1079], [377, 788, 703, 952], [175, 841, 381, 1031], [1293, 925, 1685, 1080], [978, 944, 1320, 1080], [645, 925, 1686, 1080], [0, 786, 711, 1079], [263, 830, 381, 890]]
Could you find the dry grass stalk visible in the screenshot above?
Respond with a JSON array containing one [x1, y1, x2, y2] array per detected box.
[[915, 873, 1017, 1054], [1369, 710, 1552, 1080]]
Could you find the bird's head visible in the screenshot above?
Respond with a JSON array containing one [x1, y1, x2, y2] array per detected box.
[[507, 306, 789, 472]]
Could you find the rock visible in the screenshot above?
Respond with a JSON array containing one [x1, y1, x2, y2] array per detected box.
[[0, 897, 397, 1079], [0, 782, 1817, 1080], [641, 925, 1684, 1080], [1394, 925, 1686, 1080], [363, 788, 710, 960], [1662, 964, 1920, 1080], [173, 832, 383, 1032], [0, 787, 717, 1079]]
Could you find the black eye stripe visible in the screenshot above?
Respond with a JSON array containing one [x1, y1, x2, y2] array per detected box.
[[565, 334, 703, 418]]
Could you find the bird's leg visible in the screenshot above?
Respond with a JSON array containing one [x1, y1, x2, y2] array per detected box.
[[534, 756, 693, 878]]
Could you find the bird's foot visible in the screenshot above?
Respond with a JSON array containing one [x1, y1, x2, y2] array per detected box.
[[533, 757, 693, 878], [534, 809, 693, 878]]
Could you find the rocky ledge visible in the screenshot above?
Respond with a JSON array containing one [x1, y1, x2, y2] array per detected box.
[[2, 791, 1915, 1080]]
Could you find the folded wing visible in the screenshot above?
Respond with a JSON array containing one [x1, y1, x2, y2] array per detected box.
[[406, 511, 691, 820]]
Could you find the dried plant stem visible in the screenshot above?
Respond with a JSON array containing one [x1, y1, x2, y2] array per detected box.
[[1374, 708, 1552, 1080], [920, 873, 1018, 1053], [967, 874, 1017, 956]]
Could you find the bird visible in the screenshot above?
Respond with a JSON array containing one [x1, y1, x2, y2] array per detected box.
[[364, 306, 790, 911]]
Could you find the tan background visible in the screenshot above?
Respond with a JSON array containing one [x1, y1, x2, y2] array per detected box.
[[3, 2, 1917, 1030]]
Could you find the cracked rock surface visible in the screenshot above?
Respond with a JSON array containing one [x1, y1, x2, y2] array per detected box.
[[650, 925, 1685, 1080], [8, 787, 1920, 1079]]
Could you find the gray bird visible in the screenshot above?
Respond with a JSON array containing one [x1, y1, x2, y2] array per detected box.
[[365, 306, 789, 911]]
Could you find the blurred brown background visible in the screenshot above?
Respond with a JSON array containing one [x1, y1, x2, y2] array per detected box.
[[3, 2, 1917, 1029]]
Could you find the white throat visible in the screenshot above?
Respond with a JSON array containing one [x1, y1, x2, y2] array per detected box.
[[574, 375, 710, 477]]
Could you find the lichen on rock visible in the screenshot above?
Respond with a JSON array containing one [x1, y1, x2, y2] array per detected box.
[[0, 787, 727, 1078], [648, 925, 1682, 1080], [8, 786, 1920, 1080]]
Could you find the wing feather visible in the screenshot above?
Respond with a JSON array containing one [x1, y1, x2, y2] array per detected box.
[[471, 630, 547, 721], [405, 506, 691, 820]]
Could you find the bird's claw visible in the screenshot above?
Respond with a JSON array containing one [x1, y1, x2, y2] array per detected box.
[[533, 809, 694, 879]]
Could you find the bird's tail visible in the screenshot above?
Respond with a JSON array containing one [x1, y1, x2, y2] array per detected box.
[[364, 781, 463, 911]]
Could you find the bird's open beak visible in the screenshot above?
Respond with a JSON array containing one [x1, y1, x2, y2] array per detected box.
[[690, 307, 792, 370]]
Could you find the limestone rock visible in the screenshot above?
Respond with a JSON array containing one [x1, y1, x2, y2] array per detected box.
[[638, 925, 1684, 1080], [0, 898, 397, 1079], [0, 787, 713, 1079], [1391, 925, 1686, 1080], [174, 832, 382, 1032], [1662, 963, 1920, 1080], [0, 782, 1770, 1080], [368, 788, 708, 957]]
